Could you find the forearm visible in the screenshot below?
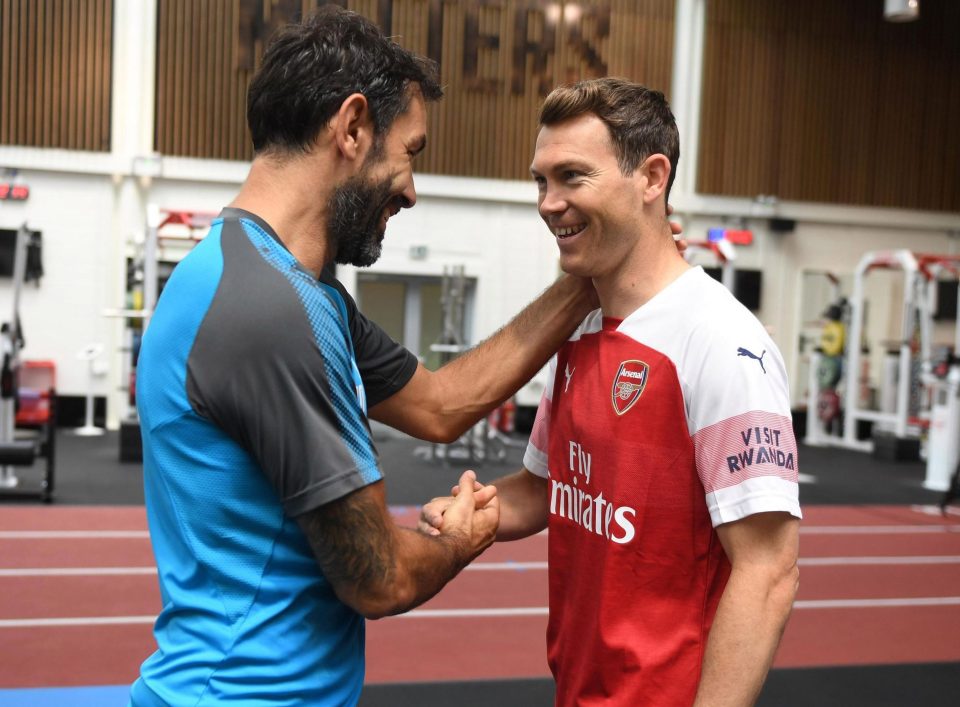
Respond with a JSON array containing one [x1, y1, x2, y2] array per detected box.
[[371, 275, 594, 442], [693, 564, 799, 706], [367, 526, 473, 619], [490, 469, 548, 541], [298, 480, 493, 620]]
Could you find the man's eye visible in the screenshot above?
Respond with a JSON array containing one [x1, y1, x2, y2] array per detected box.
[[564, 171, 581, 180]]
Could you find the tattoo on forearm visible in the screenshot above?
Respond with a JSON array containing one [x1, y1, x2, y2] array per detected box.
[[298, 490, 397, 593]]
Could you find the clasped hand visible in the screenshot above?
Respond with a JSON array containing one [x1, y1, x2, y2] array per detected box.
[[419, 471, 496, 544]]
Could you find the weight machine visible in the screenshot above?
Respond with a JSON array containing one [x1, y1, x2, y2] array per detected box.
[[0, 223, 56, 501], [803, 272, 851, 448], [810, 251, 960, 463], [845, 251, 960, 451]]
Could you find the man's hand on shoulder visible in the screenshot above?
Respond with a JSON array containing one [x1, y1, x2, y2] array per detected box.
[[668, 203, 688, 253]]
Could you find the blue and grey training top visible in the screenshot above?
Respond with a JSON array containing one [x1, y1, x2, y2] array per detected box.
[[130, 208, 416, 706]]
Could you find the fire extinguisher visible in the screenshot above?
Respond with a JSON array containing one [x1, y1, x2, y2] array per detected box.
[[497, 399, 516, 434]]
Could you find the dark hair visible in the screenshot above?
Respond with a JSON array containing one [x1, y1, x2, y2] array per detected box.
[[539, 77, 679, 202], [247, 6, 442, 155]]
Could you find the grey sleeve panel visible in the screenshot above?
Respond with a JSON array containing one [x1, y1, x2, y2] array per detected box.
[[186, 220, 381, 516], [321, 274, 418, 407]]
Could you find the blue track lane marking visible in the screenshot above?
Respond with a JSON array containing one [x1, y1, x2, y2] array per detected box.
[[0, 685, 130, 706]]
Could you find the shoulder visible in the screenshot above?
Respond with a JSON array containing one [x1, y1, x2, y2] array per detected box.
[[674, 270, 779, 365], [663, 270, 790, 425], [187, 227, 347, 410]]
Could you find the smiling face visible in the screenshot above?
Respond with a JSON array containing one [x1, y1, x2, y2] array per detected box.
[[329, 88, 428, 267], [531, 113, 647, 280]]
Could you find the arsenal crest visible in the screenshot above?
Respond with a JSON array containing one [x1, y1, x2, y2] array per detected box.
[[612, 360, 649, 415]]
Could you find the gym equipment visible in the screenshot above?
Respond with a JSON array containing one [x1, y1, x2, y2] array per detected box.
[[841, 250, 960, 453], [425, 265, 481, 464], [816, 388, 842, 424], [1, 224, 30, 489], [2, 362, 57, 501], [816, 348, 843, 389], [0, 224, 56, 501], [803, 272, 850, 447], [820, 318, 845, 358]]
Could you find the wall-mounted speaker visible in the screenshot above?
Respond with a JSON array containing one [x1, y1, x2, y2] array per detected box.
[[769, 218, 796, 233]]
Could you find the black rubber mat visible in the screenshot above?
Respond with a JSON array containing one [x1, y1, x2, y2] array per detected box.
[[360, 663, 960, 707], [758, 661, 960, 707], [359, 677, 554, 707]]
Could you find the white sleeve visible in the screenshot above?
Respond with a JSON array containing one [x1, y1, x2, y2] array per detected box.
[[686, 318, 802, 526], [523, 355, 558, 478]]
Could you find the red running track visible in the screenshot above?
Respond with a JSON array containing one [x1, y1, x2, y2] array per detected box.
[[0, 505, 959, 688]]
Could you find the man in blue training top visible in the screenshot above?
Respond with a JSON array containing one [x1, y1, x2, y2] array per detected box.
[[130, 6, 600, 705]]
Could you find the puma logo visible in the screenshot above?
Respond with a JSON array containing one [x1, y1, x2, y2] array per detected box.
[[737, 347, 766, 374]]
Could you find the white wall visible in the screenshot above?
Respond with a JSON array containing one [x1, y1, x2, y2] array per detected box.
[[0, 170, 121, 406]]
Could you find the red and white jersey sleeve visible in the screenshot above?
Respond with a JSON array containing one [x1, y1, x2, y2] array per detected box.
[[681, 299, 801, 525]]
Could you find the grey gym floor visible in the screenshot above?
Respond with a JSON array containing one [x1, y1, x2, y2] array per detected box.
[[2, 424, 959, 706]]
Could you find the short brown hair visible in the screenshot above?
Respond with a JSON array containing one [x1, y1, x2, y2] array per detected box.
[[539, 77, 679, 202]]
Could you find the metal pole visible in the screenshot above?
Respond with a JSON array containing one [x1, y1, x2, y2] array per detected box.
[[805, 350, 823, 446], [895, 258, 920, 439], [843, 254, 869, 447], [143, 204, 161, 331]]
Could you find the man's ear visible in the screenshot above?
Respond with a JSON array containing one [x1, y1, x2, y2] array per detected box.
[[332, 93, 374, 162], [639, 154, 672, 205]]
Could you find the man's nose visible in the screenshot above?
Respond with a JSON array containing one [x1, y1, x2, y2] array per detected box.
[[538, 186, 566, 217], [399, 177, 417, 209]]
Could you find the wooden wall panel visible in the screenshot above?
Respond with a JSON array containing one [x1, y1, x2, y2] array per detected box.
[[398, 0, 675, 180], [155, 0, 250, 160], [0, 0, 112, 151], [154, 0, 675, 179], [698, 0, 960, 212]]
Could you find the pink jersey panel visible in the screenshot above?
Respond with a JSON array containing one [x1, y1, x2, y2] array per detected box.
[[694, 410, 799, 493]]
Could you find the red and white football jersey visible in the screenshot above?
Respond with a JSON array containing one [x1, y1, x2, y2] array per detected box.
[[524, 266, 801, 707]]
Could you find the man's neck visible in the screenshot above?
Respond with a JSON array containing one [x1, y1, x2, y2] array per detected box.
[[229, 154, 334, 276], [593, 224, 691, 319]]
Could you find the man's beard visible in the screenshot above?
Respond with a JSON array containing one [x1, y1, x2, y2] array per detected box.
[[328, 170, 395, 268]]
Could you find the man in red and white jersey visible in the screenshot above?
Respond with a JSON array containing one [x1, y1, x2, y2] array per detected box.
[[422, 78, 801, 706]]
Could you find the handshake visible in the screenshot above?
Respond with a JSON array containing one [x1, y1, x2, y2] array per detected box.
[[417, 470, 500, 561]]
